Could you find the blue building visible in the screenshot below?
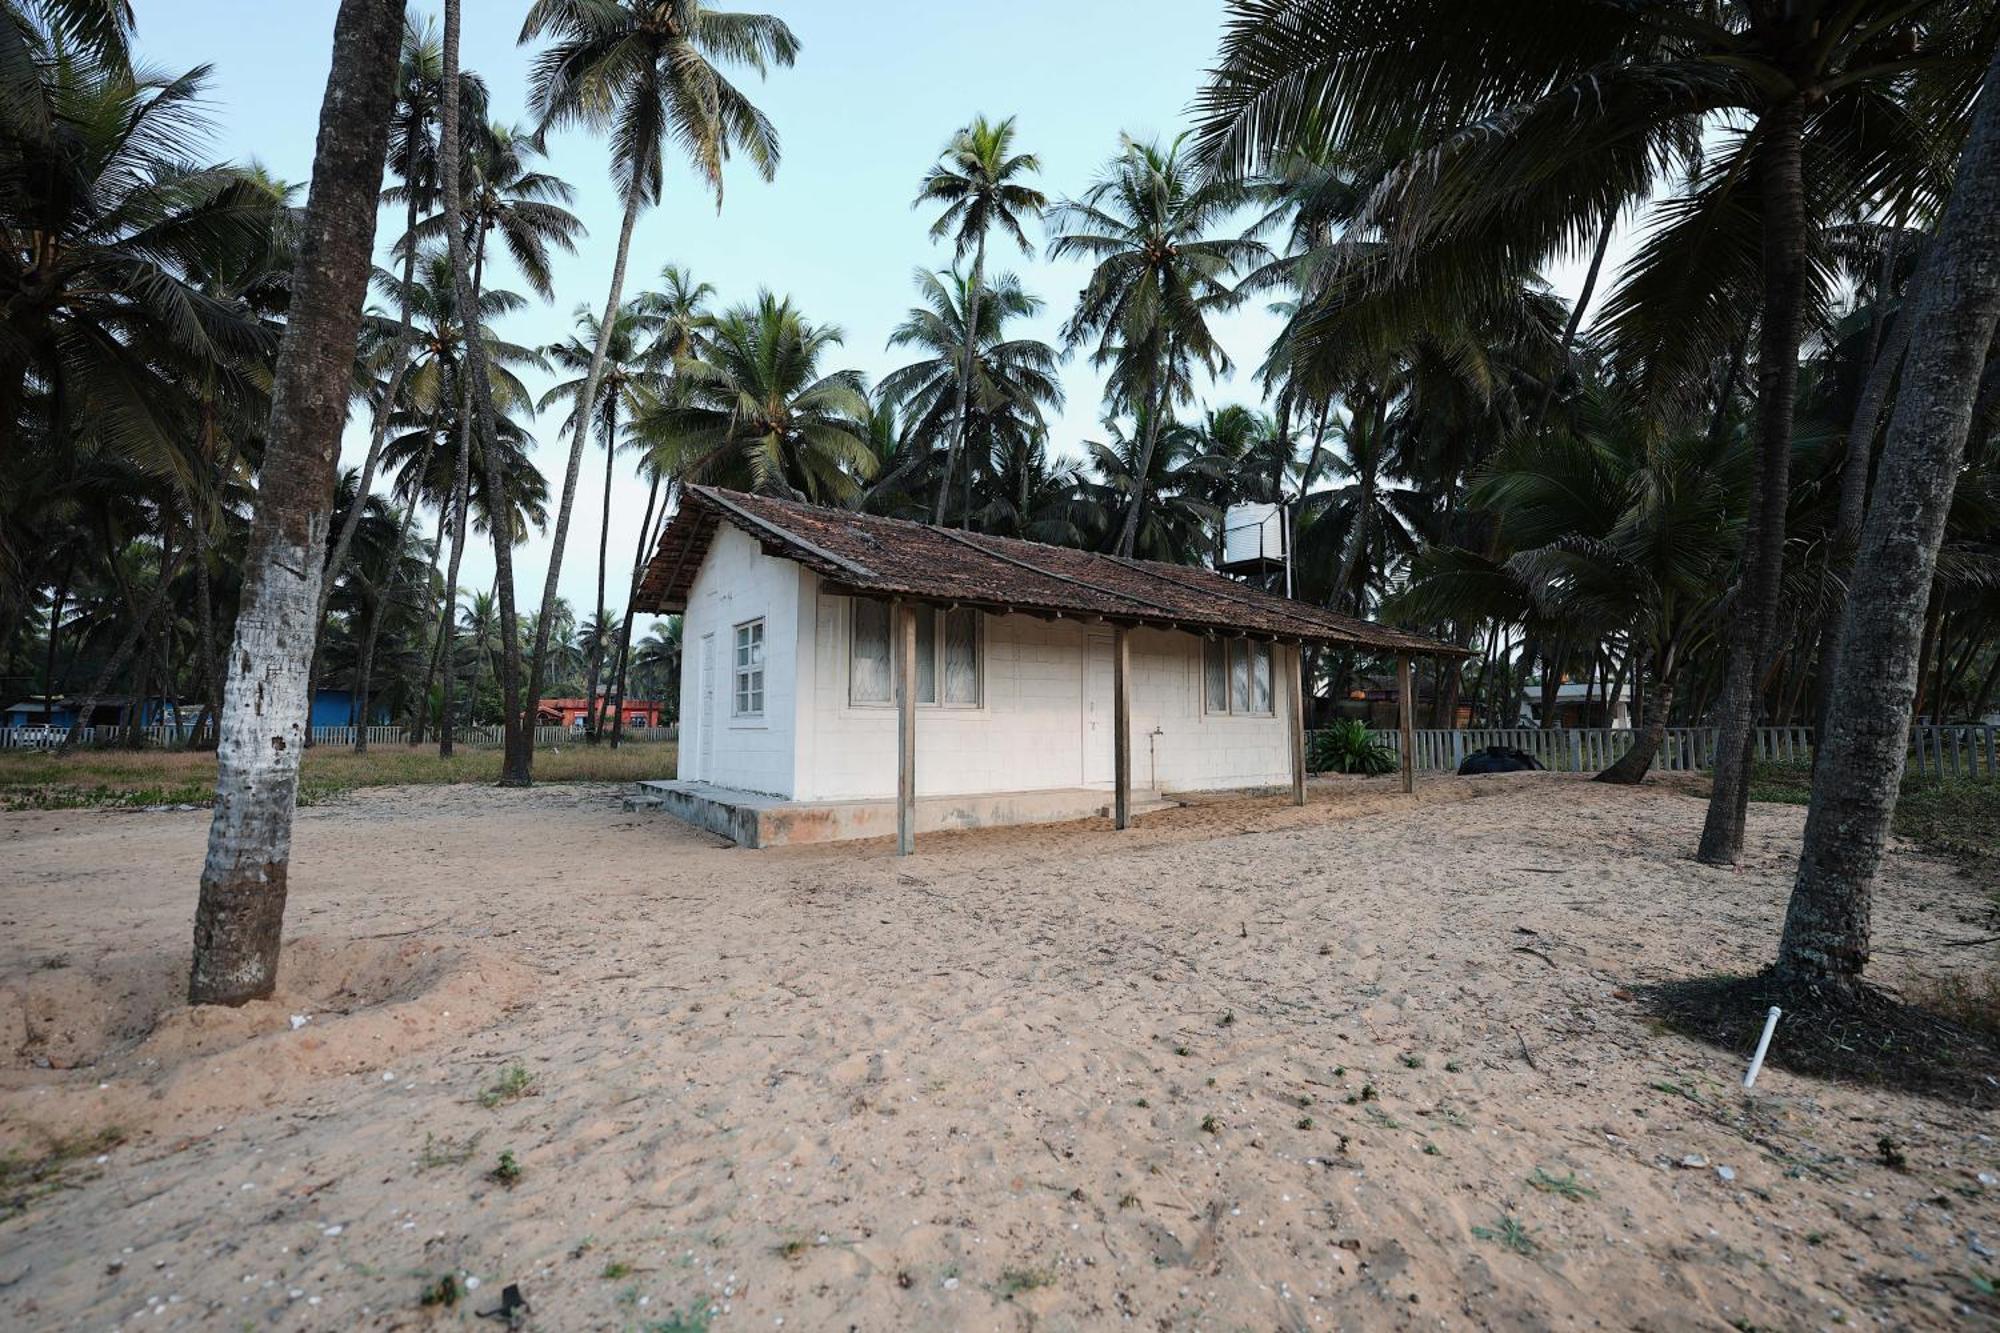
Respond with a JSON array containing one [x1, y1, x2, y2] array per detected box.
[[309, 688, 392, 729]]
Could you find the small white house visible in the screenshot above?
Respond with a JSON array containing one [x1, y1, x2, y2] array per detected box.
[[632, 487, 1458, 849]]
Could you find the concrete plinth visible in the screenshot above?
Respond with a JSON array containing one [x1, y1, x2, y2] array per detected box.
[[630, 780, 1172, 848]]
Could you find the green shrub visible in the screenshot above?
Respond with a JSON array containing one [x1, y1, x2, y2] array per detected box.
[[1308, 720, 1397, 776]]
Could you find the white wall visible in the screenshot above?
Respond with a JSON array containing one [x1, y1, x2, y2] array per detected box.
[[798, 584, 1297, 801], [676, 525, 806, 797]]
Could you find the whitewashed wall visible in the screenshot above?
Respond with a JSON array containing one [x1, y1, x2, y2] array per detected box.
[[676, 525, 806, 796], [798, 581, 1296, 801], [678, 533, 1299, 801]]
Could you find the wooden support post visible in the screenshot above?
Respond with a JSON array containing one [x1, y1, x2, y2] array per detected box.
[[1288, 643, 1307, 806], [895, 599, 917, 855], [1113, 625, 1132, 829], [1398, 654, 1416, 794]]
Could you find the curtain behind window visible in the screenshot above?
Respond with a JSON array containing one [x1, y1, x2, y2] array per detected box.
[[942, 609, 979, 705], [850, 600, 891, 704], [915, 607, 938, 703], [1204, 639, 1228, 713], [1230, 640, 1252, 713], [1250, 642, 1273, 714]]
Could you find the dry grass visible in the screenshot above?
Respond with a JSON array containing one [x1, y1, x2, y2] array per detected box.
[[0, 742, 677, 810]]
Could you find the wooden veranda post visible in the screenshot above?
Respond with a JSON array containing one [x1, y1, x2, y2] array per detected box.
[[896, 600, 917, 855], [1398, 654, 1416, 794], [1289, 643, 1307, 806], [1113, 625, 1132, 830]]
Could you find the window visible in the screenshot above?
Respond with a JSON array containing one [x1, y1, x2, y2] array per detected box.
[[733, 619, 765, 717], [1204, 637, 1275, 716], [849, 600, 981, 707]]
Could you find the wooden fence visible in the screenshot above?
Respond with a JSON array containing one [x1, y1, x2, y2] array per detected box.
[[1, 723, 678, 751], [1340, 724, 1999, 780]]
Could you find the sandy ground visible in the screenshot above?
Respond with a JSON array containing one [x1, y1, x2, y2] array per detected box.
[[1, 774, 1996, 1332]]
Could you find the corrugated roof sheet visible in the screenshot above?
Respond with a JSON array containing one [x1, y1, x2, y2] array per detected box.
[[634, 486, 1466, 657]]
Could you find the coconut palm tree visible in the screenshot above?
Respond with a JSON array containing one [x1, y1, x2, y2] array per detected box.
[[518, 0, 798, 779], [913, 114, 1048, 524], [190, 0, 404, 1007], [1048, 135, 1267, 555], [878, 267, 1064, 516], [1781, 44, 2000, 993], [1192, 0, 1994, 865], [1077, 410, 1227, 563], [638, 291, 876, 504], [605, 264, 716, 746], [540, 299, 661, 737]]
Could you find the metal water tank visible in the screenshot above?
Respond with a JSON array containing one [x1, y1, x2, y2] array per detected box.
[[1220, 502, 1287, 572]]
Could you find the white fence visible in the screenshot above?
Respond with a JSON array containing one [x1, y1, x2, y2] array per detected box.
[[1351, 724, 1999, 780], [1, 723, 678, 751]]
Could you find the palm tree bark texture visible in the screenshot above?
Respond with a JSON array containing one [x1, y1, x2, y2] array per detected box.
[[1778, 46, 2000, 989], [188, 0, 403, 1007], [1698, 92, 1808, 866]]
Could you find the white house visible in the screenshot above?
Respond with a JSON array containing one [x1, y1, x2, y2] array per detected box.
[[632, 487, 1460, 849]]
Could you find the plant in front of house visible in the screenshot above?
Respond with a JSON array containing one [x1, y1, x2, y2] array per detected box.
[[1309, 720, 1396, 776]]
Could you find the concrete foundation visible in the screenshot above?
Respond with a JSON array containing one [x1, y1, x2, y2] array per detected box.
[[631, 780, 1173, 848]]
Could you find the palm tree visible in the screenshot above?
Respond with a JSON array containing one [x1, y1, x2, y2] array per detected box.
[[878, 267, 1063, 517], [1192, 0, 1993, 865], [605, 264, 715, 746], [1296, 404, 1425, 618], [317, 16, 479, 636], [1781, 46, 2000, 993], [540, 299, 661, 738], [1077, 410, 1226, 564], [190, 0, 404, 1007], [913, 114, 1048, 524], [518, 0, 798, 780], [1048, 135, 1267, 555], [639, 291, 876, 503]]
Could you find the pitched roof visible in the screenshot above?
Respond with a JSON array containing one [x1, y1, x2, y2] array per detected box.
[[634, 486, 1466, 657]]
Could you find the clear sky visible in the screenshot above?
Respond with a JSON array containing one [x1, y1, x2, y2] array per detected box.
[[138, 1, 1608, 626]]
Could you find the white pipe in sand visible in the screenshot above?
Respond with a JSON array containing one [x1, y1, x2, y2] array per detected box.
[[1742, 1006, 1781, 1089]]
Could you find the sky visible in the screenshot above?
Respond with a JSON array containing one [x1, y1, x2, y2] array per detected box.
[[139, 0, 1620, 626]]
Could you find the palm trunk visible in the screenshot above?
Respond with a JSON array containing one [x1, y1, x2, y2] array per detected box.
[[934, 233, 986, 526], [353, 440, 434, 753], [436, 387, 473, 759], [318, 186, 423, 624], [522, 188, 643, 781], [1596, 642, 1675, 784], [1813, 232, 1910, 756], [408, 498, 448, 743], [1116, 366, 1172, 558], [1533, 209, 1615, 433], [434, 0, 510, 767], [1778, 46, 2000, 987], [1697, 97, 1808, 866], [606, 471, 663, 749], [585, 399, 618, 741], [190, 0, 400, 1007]]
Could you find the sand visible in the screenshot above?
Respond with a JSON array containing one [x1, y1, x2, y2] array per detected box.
[[1, 773, 1996, 1330]]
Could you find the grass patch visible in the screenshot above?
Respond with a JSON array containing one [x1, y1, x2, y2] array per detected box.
[[1471, 1215, 1539, 1256], [1739, 760, 2000, 898], [1527, 1167, 1598, 1202], [0, 742, 678, 811], [0, 1127, 125, 1219], [997, 1266, 1056, 1297], [478, 1062, 536, 1109]]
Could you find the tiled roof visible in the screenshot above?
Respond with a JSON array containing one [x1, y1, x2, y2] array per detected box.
[[634, 486, 1466, 657]]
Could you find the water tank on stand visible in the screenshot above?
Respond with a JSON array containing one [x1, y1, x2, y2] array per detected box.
[[1219, 501, 1289, 574]]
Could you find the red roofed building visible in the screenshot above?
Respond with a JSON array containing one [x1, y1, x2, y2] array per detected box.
[[537, 696, 666, 732]]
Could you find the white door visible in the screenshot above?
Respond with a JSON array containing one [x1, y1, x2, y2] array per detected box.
[[1083, 634, 1114, 785], [697, 632, 718, 781]]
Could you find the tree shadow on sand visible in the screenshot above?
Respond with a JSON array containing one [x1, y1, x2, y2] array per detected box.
[[1643, 971, 2000, 1109]]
